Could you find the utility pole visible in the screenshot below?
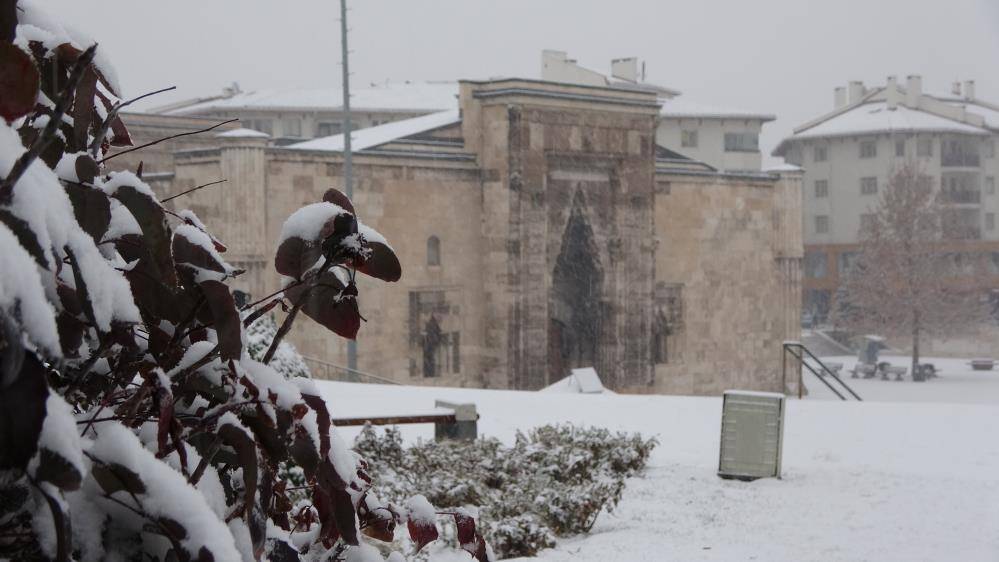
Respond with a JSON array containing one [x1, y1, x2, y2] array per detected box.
[[340, 0, 357, 372]]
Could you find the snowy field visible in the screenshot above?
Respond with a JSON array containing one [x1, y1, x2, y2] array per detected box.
[[804, 354, 999, 403], [316, 359, 999, 562]]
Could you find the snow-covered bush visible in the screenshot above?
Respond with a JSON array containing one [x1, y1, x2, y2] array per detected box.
[[354, 425, 657, 559], [244, 312, 311, 379], [0, 3, 490, 560]]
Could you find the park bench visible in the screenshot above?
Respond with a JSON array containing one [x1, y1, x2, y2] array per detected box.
[[969, 359, 995, 371], [883, 365, 908, 381], [816, 361, 843, 377], [852, 363, 876, 379], [331, 400, 479, 441]]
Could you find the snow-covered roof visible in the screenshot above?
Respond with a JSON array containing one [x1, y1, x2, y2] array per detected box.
[[287, 109, 461, 152], [765, 163, 803, 173], [158, 81, 459, 115], [215, 127, 269, 139], [789, 101, 989, 141], [936, 99, 999, 129], [660, 98, 775, 121]]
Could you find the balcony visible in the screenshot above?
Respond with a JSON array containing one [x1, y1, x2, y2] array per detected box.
[[939, 189, 981, 204], [941, 153, 981, 167]]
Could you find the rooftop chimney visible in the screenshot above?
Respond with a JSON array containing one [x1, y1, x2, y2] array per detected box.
[[963, 80, 976, 101], [541, 50, 569, 81], [611, 57, 639, 83], [848, 81, 866, 104], [885, 76, 898, 110], [834, 86, 847, 108], [906, 75, 922, 107], [952, 81, 962, 96]]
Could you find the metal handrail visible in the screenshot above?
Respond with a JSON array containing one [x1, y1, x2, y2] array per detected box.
[[301, 356, 403, 386], [783, 342, 863, 401]]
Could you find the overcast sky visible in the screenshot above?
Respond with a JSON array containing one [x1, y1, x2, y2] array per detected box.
[[46, 0, 999, 165]]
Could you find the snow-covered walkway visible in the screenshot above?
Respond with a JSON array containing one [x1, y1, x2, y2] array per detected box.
[[316, 356, 999, 561]]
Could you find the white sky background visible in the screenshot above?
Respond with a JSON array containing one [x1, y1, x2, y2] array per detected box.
[[46, 0, 999, 165]]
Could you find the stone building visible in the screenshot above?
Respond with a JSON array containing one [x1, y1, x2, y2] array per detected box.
[[541, 50, 775, 172], [139, 77, 801, 395], [773, 76, 999, 323]]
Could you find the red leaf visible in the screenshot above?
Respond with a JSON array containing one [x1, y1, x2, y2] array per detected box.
[[71, 66, 98, 151], [285, 272, 361, 339], [0, 43, 39, 123], [454, 513, 490, 562], [322, 188, 355, 215], [354, 240, 401, 283], [199, 280, 242, 360], [406, 518, 439, 553]]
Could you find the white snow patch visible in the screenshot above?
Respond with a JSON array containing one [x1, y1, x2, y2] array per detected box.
[[88, 424, 240, 560], [278, 202, 349, 244], [289, 109, 460, 153]]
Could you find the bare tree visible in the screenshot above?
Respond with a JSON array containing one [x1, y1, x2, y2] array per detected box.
[[835, 163, 986, 380]]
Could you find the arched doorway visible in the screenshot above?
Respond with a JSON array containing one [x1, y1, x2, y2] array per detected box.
[[548, 194, 603, 384]]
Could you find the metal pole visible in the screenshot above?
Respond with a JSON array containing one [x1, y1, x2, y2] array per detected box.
[[340, 0, 357, 371]]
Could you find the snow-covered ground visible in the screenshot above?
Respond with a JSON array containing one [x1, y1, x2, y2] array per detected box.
[[315, 357, 999, 562], [804, 354, 999, 404]]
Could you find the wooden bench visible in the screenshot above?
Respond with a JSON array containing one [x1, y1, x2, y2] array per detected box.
[[817, 362, 843, 377], [331, 401, 479, 441], [970, 359, 995, 371], [852, 363, 876, 379], [883, 365, 908, 381]]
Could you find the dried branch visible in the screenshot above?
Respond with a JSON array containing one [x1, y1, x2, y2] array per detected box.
[[98, 118, 238, 164], [89, 85, 177, 158], [0, 44, 97, 203], [161, 178, 227, 203]]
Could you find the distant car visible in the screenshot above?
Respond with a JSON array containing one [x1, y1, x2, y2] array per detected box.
[[801, 312, 815, 329]]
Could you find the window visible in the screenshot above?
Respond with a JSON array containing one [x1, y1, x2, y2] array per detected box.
[[986, 140, 995, 159], [681, 130, 698, 148], [652, 283, 683, 365], [860, 213, 877, 233], [987, 176, 995, 195], [987, 213, 996, 231], [814, 145, 828, 162], [895, 139, 905, 157], [860, 140, 877, 158], [814, 180, 828, 198], [316, 121, 342, 137], [860, 177, 878, 195], [427, 236, 441, 266], [917, 138, 933, 157], [804, 251, 827, 278], [724, 132, 759, 152], [283, 118, 302, 137], [814, 215, 830, 234], [838, 252, 858, 275], [244, 119, 272, 135]]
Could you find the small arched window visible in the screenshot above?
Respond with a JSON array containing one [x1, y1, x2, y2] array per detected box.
[[427, 236, 441, 266]]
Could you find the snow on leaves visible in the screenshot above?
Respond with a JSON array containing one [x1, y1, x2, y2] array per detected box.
[[0, 3, 494, 560]]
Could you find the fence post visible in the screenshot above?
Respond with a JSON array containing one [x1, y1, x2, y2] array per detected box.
[[433, 400, 478, 441]]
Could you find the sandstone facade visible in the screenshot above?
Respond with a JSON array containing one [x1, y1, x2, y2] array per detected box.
[[138, 78, 802, 395]]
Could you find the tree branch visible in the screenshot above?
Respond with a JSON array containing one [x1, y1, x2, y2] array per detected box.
[[89, 85, 177, 158], [98, 118, 238, 164], [161, 178, 227, 203], [0, 45, 97, 203]]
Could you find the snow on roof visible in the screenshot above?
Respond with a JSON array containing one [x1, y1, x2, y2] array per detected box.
[[161, 81, 459, 115], [937, 99, 999, 129], [765, 163, 803, 172], [790, 101, 989, 141], [215, 127, 270, 138], [660, 97, 775, 121], [287, 109, 460, 153]]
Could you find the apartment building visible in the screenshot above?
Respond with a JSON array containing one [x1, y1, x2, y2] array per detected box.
[[773, 76, 999, 321]]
